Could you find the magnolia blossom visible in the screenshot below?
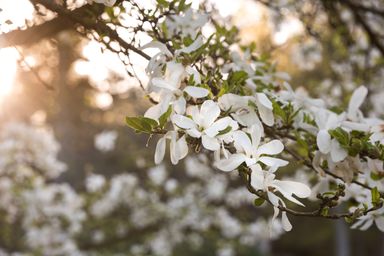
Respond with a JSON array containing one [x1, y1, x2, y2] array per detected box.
[[249, 165, 311, 231], [351, 207, 384, 232], [154, 131, 188, 165], [165, 9, 209, 38], [251, 167, 311, 207], [215, 125, 287, 172], [94, 130, 118, 152], [141, 36, 207, 122], [342, 86, 370, 131], [218, 93, 274, 127], [171, 100, 238, 151], [314, 109, 348, 162]]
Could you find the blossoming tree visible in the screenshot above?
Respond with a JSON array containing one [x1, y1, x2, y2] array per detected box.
[[1, 0, 384, 254]]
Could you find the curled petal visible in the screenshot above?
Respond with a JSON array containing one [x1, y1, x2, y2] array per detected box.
[[256, 93, 273, 109], [257, 140, 284, 155], [175, 35, 204, 55], [154, 137, 166, 164], [215, 154, 246, 172], [184, 86, 209, 98], [282, 211, 292, 232], [330, 139, 347, 162], [205, 117, 233, 137], [317, 129, 331, 154], [348, 86, 367, 121], [140, 40, 173, 57], [171, 114, 196, 129], [199, 100, 221, 128], [201, 135, 220, 151], [258, 156, 288, 167]]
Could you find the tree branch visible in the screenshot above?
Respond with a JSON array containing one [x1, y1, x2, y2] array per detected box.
[[0, 5, 96, 49], [30, 0, 150, 60]]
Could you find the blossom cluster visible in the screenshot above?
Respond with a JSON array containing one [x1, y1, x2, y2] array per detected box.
[[0, 122, 283, 255], [120, 1, 384, 232]]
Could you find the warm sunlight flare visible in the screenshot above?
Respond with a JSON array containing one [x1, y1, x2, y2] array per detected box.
[[0, 47, 18, 99]]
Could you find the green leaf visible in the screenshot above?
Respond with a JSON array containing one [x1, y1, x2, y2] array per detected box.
[[329, 128, 349, 146], [159, 106, 172, 128], [371, 187, 381, 206], [156, 0, 169, 8], [125, 116, 158, 134], [272, 101, 286, 121], [254, 197, 265, 207], [228, 70, 248, 85]]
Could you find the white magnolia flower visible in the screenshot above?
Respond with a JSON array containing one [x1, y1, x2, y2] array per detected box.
[[278, 82, 325, 110], [351, 207, 384, 232], [250, 168, 310, 232], [251, 168, 312, 207], [94, 130, 118, 152], [315, 109, 348, 162], [215, 124, 287, 172], [154, 131, 188, 165], [171, 100, 238, 151], [218, 93, 274, 127], [144, 60, 209, 121], [165, 9, 209, 38], [342, 85, 370, 132]]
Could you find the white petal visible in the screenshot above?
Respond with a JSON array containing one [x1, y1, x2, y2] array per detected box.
[[249, 124, 262, 149], [282, 212, 292, 231], [185, 66, 201, 84], [256, 101, 274, 126], [201, 135, 220, 151], [258, 156, 288, 167], [233, 131, 253, 156], [348, 86, 367, 120], [204, 117, 232, 137], [175, 35, 203, 55], [171, 114, 196, 129], [330, 139, 347, 162], [173, 97, 186, 115], [184, 86, 209, 98], [218, 93, 245, 111], [232, 109, 262, 128], [200, 100, 221, 128], [176, 135, 188, 160], [359, 218, 374, 231], [187, 105, 203, 126], [268, 192, 281, 207], [144, 103, 163, 120], [250, 165, 263, 189], [273, 180, 311, 198], [375, 217, 384, 232], [256, 93, 273, 109], [317, 129, 331, 154], [151, 77, 178, 91], [186, 128, 202, 138], [215, 154, 246, 172], [154, 137, 166, 164], [257, 140, 284, 155], [342, 121, 370, 132], [140, 40, 173, 57]]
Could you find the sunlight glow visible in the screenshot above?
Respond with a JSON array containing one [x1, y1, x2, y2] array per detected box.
[[0, 48, 19, 99]]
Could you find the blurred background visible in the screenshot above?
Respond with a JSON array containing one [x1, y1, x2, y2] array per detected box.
[[0, 0, 383, 255]]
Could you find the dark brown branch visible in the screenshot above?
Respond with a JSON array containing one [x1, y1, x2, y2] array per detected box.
[[30, 0, 150, 60], [0, 4, 96, 48], [344, 0, 384, 56]]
